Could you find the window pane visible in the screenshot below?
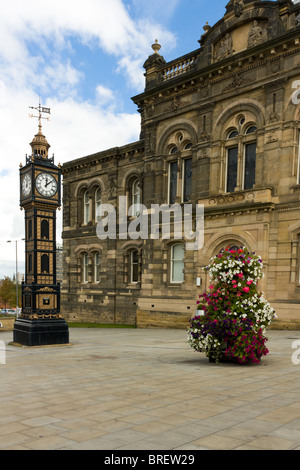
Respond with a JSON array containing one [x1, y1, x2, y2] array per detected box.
[[245, 126, 257, 135], [130, 250, 139, 283], [228, 130, 238, 139], [83, 254, 89, 282], [84, 191, 90, 224], [244, 142, 256, 190], [95, 189, 101, 222], [171, 244, 184, 283], [183, 158, 192, 202], [94, 253, 100, 282], [169, 161, 178, 204], [131, 180, 141, 216], [227, 147, 238, 193]]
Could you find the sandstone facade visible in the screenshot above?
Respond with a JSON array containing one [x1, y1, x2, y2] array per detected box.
[[62, 0, 300, 329]]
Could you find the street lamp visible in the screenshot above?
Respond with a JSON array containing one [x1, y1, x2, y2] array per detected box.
[[6, 238, 25, 318]]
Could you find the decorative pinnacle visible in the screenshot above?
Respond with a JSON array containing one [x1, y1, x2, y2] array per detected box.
[[151, 39, 161, 54], [203, 21, 210, 33]]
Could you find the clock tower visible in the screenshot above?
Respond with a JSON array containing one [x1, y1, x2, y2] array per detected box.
[[13, 104, 69, 346]]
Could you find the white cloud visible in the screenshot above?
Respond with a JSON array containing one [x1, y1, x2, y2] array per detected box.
[[0, 0, 177, 278]]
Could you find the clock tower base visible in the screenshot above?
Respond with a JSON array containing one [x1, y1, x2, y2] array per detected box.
[[13, 318, 69, 347]]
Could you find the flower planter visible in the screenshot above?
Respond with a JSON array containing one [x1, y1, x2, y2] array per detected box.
[[187, 246, 276, 365]]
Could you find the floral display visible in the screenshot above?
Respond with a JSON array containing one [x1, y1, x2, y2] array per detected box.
[[187, 246, 276, 364]]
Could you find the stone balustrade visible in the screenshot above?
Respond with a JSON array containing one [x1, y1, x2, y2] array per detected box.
[[162, 56, 197, 81]]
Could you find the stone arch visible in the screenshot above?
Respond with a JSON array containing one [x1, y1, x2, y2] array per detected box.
[[120, 169, 143, 192], [200, 229, 257, 266], [288, 221, 300, 241], [157, 121, 197, 155], [74, 181, 89, 198], [212, 99, 265, 140], [89, 178, 105, 194]]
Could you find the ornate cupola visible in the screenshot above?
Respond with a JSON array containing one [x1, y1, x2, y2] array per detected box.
[[28, 102, 51, 160], [30, 123, 50, 159]]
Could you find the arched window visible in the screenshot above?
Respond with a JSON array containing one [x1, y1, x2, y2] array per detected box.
[[162, 129, 194, 204], [129, 249, 139, 283], [41, 254, 49, 274], [95, 188, 102, 222], [83, 190, 90, 225], [170, 243, 184, 283], [128, 178, 141, 217], [41, 219, 49, 239], [225, 123, 257, 192]]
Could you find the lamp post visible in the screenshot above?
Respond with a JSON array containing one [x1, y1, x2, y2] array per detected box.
[[7, 239, 25, 318]]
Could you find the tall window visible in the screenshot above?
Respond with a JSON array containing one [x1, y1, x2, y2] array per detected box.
[[83, 253, 89, 283], [129, 250, 139, 283], [170, 244, 184, 283], [227, 147, 238, 193], [41, 219, 49, 239], [183, 158, 192, 202], [41, 254, 49, 274], [95, 188, 101, 222], [169, 161, 178, 204], [226, 125, 257, 192], [244, 142, 256, 190], [84, 190, 90, 224], [94, 252, 101, 283], [131, 180, 141, 216]]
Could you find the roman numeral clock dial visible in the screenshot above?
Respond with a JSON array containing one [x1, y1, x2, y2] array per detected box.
[[35, 172, 57, 197]]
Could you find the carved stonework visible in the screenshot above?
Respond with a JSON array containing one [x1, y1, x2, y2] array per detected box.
[[224, 73, 252, 92], [233, 0, 244, 18], [248, 20, 268, 48], [165, 95, 190, 112], [215, 33, 233, 61]]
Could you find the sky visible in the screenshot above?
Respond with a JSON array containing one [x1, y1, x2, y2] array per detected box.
[[0, 0, 284, 279]]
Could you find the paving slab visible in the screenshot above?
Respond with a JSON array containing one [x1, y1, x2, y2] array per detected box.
[[0, 328, 300, 450]]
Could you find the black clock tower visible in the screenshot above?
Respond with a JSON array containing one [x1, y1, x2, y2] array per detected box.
[[13, 104, 69, 346]]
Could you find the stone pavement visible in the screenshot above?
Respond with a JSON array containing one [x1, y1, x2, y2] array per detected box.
[[0, 327, 300, 450]]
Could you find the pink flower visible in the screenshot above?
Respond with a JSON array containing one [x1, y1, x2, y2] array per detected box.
[[246, 280, 253, 285], [243, 287, 250, 293], [237, 273, 243, 278], [237, 292, 242, 296]]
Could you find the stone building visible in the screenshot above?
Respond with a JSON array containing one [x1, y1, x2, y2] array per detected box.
[[62, 0, 300, 329]]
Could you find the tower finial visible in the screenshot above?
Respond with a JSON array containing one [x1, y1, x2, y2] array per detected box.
[[151, 39, 161, 54]]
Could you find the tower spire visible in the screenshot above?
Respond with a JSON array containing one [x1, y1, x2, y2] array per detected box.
[[28, 101, 51, 159]]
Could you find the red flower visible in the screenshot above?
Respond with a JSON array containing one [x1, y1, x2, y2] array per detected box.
[[243, 287, 250, 292]]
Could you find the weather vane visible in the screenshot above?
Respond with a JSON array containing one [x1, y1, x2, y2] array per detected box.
[[28, 99, 51, 130]]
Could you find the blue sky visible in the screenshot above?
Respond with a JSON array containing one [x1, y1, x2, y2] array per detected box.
[[0, 0, 279, 279]]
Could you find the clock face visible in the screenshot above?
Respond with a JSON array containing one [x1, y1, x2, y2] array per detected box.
[[35, 173, 58, 197], [22, 173, 32, 197]]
